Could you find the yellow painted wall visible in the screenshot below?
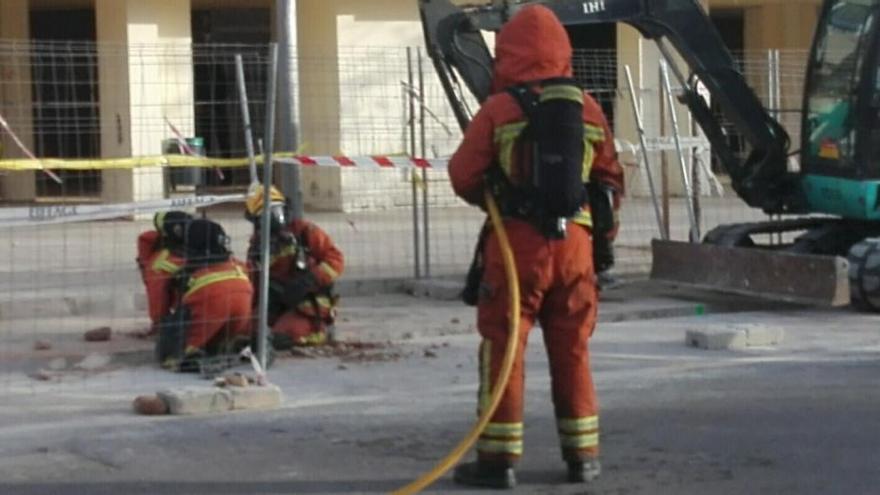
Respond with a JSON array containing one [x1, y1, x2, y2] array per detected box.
[[743, 2, 820, 51]]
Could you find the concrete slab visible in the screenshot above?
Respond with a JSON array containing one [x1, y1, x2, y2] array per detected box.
[[156, 384, 282, 415], [157, 387, 233, 415], [229, 384, 283, 411], [686, 324, 785, 350]]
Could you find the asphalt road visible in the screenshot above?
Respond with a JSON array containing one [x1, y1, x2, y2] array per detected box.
[[0, 291, 877, 494]]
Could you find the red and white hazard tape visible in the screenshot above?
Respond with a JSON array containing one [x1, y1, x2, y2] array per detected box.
[[277, 156, 448, 169]]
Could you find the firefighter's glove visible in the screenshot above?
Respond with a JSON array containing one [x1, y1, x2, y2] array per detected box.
[[587, 182, 616, 235], [282, 272, 319, 307]]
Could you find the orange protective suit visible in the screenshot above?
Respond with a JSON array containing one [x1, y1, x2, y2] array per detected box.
[[250, 219, 344, 346], [136, 230, 185, 329], [448, 5, 624, 465], [179, 258, 253, 354]]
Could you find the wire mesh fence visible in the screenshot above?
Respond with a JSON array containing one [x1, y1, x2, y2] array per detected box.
[[0, 40, 812, 389]]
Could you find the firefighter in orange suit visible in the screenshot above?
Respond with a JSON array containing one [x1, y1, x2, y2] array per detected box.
[[156, 219, 254, 372], [245, 185, 344, 349], [135, 211, 191, 335], [448, 5, 624, 489]]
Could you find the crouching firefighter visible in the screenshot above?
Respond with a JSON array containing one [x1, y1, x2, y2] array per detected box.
[[449, 5, 624, 489], [156, 219, 255, 372], [136, 211, 192, 336], [245, 185, 344, 349]]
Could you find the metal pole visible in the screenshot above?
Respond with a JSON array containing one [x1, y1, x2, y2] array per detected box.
[[408, 47, 421, 279], [774, 50, 783, 246], [258, 43, 279, 371], [767, 49, 776, 120], [661, 60, 700, 243], [624, 65, 666, 239], [275, 0, 304, 220], [419, 48, 431, 278], [235, 54, 259, 185], [766, 50, 776, 245], [659, 67, 671, 240]]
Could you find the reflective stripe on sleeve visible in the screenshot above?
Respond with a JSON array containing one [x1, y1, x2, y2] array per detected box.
[[571, 209, 593, 228], [151, 250, 183, 274]]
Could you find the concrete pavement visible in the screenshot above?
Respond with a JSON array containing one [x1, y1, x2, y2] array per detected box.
[[0, 285, 877, 494]]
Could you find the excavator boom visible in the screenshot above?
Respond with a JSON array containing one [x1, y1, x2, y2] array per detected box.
[[420, 0, 800, 213]]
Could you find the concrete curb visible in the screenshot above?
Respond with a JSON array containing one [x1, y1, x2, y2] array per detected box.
[[0, 278, 413, 320], [0, 291, 141, 320]]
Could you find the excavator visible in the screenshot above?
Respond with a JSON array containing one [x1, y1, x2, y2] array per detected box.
[[419, 0, 880, 310]]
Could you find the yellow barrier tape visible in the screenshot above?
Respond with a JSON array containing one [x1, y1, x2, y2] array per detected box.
[[0, 151, 303, 172]]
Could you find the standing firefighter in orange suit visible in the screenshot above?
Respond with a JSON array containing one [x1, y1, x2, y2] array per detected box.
[[245, 185, 344, 349], [136, 211, 192, 335], [449, 5, 624, 489], [156, 219, 254, 372]]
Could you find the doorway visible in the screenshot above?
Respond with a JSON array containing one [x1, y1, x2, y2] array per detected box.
[[192, 7, 271, 189], [30, 7, 101, 198]]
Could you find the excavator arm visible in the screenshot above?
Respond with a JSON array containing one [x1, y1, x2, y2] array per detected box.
[[419, 0, 803, 214]]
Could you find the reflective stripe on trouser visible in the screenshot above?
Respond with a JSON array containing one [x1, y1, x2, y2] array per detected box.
[[476, 219, 599, 464], [558, 416, 599, 455], [476, 421, 524, 457]]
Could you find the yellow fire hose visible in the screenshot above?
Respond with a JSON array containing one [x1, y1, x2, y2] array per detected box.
[[392, 191, 521, 495]]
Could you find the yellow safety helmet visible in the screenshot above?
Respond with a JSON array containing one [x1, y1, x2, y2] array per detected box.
[[245, 184, 286, 217], [246, 184, 288, 232]]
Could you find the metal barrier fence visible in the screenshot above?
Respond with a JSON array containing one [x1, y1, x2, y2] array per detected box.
[[0, 41, 809, 387]]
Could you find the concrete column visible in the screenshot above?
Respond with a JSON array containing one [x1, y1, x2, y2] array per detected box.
[[296, 0, 340, 155], [0, 0, 36, 201], [96, 0, 194, 204], [296, 1, 342, 210], [96, 0, 134, 204]]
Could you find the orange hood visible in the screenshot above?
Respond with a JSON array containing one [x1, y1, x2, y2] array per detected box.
[[492, 5, 573, 93]]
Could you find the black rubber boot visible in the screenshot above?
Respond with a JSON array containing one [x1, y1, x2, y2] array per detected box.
[[567, 458, 601, 483], [453, 461, 516, 489]]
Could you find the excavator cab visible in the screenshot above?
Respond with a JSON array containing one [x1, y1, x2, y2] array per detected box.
[[802, 0, 880, 220]]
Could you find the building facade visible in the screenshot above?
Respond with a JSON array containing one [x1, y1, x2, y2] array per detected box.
[[0, 0, 823, 208]]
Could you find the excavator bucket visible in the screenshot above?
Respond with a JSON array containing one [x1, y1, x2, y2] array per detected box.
[[650, 240, 851, 307]]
